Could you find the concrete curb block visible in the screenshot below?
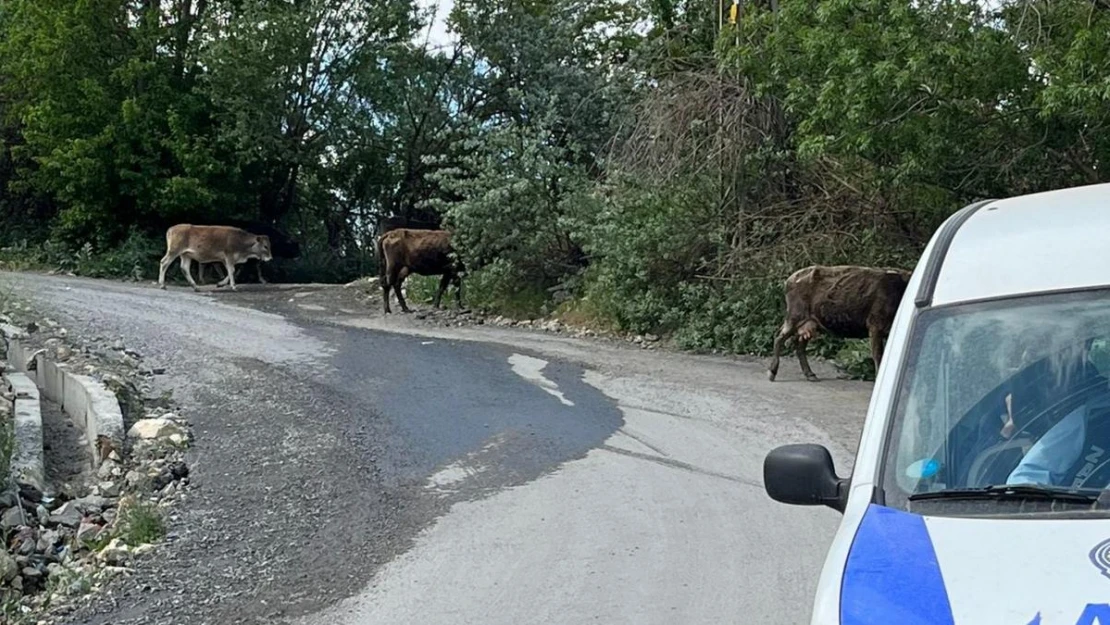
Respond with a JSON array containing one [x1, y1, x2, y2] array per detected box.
[[66, 374, 125, 463], [4, 371, 45, 493], [0, 323, 26, 340], [1, 325, 125, 467], [1, 323, 28, 369]]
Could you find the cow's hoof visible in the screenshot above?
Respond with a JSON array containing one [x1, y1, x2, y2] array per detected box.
[[767, 370, 777, 382], [805, 374, 819, 382]]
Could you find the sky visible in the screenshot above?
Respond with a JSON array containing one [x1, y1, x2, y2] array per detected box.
[[415, 0, 458, 51], [411, 0, 1009, 53]]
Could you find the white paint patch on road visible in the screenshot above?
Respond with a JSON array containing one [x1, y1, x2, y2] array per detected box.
[[299, 359, 862, 625], [507, 353, 574, 406], [426, 462, 486, 489], [424, 433, 508, 494]]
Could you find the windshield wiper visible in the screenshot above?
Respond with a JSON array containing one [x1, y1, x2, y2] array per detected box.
[[908, 484, 1099, 503]]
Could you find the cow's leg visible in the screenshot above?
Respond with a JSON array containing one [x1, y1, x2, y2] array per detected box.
[[393, 273, 410, 312], [796, 319, 820, 381], [216, 264, 234, 288], [157, 252, 179, 289], [796, 337, 818, 381], [222, 258, 238, 291], [200, 263, 220, 286], [381, 272, 392, 314], [256, 261, 267, 285], [453, 274, 464, 309], [382, 261, 409, 313], [207, 262, 226, 287], [220, 261, 248, 287], [433, 273, 451, 308], [387, 266, 411, 312], [768, 320, 794, 382], [869, 328, 885, 375], [179, 257, 200, 292]]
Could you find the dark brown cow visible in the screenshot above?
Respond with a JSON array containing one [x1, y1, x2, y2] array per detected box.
[[157, 224, 273, 292], [767, 265, 912, 382], [376, 228, 463, 314]]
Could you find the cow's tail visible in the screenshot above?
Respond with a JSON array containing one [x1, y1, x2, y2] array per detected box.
[[375, 231, 386, 286]]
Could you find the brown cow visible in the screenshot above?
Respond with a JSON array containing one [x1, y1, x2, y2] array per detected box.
[[377, 228, 463, 314], [157, 224, 273, 292], [767, 265, 912, 382]]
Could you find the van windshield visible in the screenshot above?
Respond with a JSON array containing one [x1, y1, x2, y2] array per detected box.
[[883, 289, 1110, 509]]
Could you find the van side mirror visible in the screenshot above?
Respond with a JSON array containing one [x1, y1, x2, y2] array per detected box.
[[763, 444, 849, 513]]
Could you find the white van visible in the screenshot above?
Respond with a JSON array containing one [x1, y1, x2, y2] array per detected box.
[[763, 182, 1110, 625]]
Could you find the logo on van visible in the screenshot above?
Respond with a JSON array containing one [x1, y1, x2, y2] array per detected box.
[[1027, 603, 1110, 624], [1089, 538, 1110, 581]]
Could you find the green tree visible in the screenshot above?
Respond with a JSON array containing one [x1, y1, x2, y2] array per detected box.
[[426, 0, 643, 312], [199, 0, 417, 220], [0, 0, 243, 248]]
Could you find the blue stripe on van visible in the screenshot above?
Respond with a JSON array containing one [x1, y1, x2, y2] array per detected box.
[[840, 504, 955, 625]]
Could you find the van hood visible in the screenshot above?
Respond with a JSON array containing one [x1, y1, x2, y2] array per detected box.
[[840, 504, 1110, 625]]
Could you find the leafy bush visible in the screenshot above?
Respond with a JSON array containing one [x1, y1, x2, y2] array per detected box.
[[69, 229, 163, 281], [458, 261, 551, 318], [0, 228, 161, 280], [0, 239, 51, 272]]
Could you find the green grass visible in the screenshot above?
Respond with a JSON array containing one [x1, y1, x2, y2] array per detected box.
[[1, 594, 31, 625], [115, 497, 166, 545], [551, 295, 617, 333], [402, 274, 447, 305], [41, 565, 93, 601]]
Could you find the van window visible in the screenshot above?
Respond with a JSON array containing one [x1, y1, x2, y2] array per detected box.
[[883, 289, 1110, 509]]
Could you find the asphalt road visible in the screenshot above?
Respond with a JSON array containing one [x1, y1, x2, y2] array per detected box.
[[1, 272, 872, 625]]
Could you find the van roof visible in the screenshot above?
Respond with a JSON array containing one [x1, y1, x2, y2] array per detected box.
[[929, 182, 1110, 307]]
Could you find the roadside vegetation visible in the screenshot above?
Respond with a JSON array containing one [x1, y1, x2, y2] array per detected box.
[[0, 287, 11, 487], [1, 0, 1108, 377], [0, 393, 11, 489], [113, 496, 166, 546]]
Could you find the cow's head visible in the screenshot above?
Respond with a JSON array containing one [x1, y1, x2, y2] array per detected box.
[[253, 235, 274, 262]]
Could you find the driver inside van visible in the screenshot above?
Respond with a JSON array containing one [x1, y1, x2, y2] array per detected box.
[[1000, 339, 1110, 488]]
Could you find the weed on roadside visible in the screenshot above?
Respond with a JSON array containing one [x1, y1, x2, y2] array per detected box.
[[1, 594, 32, 625], [0, 407, 12, 489], [115, 496, 166, 545]]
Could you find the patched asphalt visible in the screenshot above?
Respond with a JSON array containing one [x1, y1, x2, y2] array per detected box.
[[1, 274, 624, 624], [1, 272, 872, 625]]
